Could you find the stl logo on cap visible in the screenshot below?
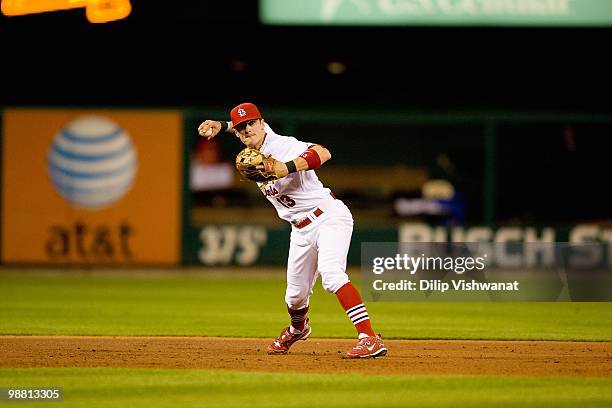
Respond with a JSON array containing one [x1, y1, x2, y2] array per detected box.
[[231, 103, 262, 127]]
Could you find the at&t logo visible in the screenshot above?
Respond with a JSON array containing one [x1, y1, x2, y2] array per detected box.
[[47, 115, 138, 209]]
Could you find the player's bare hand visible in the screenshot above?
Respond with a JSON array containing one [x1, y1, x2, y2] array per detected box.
[[198, 120, 221, 139]]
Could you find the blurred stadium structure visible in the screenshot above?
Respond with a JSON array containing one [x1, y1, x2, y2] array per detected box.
[[1, 1, 611, 267]]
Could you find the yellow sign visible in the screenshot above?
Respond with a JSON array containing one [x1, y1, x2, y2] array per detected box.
[[1, 0, 131, 23], [1, 109, 183, 265]]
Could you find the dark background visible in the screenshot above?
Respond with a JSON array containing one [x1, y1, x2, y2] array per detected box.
[[1, 1, 611, 225], [2, 1, 612, 112]]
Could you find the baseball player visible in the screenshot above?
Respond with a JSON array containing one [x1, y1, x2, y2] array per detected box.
[[198, 102, 387, 358]]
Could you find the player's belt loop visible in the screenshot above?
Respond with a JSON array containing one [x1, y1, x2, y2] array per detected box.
[[293, 207, 324, 229], [292, 195, 335, 229]]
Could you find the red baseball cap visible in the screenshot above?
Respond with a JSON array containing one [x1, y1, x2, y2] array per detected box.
[[230, 102, 262, 127]]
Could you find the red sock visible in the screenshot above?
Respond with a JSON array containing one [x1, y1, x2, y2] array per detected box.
[[288, 306, 308, 331], [335, 282, 375, 337]]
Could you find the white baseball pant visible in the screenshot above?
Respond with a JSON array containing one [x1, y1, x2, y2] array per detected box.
[[284, 199, 354, 310]]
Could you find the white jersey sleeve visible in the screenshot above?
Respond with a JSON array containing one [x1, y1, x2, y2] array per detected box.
[[256, 124, 334, 223]]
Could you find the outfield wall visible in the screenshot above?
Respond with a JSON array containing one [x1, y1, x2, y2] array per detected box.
[[1, 107, 611, 266], [185, 223, 612, 266], [1, 108, 183, 265]]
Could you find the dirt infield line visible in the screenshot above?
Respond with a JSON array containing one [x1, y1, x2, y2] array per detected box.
[[1, 336, 611, 377]]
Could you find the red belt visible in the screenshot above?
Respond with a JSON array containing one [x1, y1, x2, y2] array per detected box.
[[292, 193, 336, 229], [292, 208, 323, 229]]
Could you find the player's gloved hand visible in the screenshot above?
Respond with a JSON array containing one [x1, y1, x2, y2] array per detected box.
[[236, 147, 288, 182], [198, 120, 222, 140]]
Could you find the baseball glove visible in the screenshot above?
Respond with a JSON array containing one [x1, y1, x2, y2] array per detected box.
[[235, 147, 277, 183]]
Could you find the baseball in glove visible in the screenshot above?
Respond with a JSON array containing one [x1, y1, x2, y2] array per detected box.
[[235, 147, 277, 183]]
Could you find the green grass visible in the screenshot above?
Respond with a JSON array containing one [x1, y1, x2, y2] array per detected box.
[[1, 368, 611, 408], [1, 271, 612, 340], [1, 272, 611, 407]]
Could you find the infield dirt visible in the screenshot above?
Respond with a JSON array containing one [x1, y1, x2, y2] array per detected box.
[[1, 336, 611, 377]]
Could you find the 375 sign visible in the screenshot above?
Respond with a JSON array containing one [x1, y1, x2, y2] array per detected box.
[[198, 226, 268, 265]]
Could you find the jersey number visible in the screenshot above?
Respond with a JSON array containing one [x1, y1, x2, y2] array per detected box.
[[276, 195, 296, 208]]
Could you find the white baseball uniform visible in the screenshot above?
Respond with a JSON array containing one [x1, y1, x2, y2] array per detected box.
[[257, 124, 353, 309]]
